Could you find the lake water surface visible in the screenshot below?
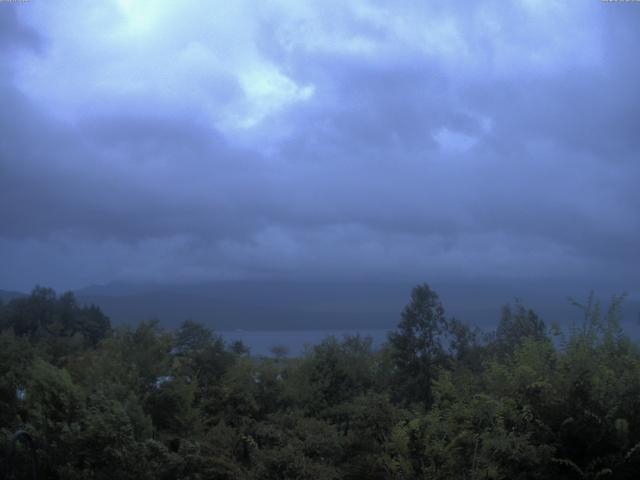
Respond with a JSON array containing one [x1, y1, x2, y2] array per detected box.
[[220, 318, 640, 357], [219, 329, 390, 356]]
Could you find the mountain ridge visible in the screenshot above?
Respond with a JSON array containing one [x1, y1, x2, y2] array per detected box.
[[3, 281, 638, 333]]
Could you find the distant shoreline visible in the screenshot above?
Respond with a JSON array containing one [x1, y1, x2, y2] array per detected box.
[[218, 328, 391, 356]]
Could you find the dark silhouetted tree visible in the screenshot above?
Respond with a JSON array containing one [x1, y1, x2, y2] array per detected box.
[[388, 283, 448, 407]]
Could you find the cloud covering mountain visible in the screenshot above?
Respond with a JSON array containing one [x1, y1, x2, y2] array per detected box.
[[1, 1, 639, 295]]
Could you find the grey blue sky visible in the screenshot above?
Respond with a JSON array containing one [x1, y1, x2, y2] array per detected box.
[[1, 0, 639, 293]]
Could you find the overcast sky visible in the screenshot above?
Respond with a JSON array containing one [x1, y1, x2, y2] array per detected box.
[[1, 0, 639, 294]]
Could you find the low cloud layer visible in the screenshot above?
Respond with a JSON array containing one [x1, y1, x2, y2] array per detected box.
[[1, 1, 639, 292]]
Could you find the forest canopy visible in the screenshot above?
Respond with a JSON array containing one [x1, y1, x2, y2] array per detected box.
[[1, 284, 639, 479]]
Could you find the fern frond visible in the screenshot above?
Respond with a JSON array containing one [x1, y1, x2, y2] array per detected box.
[[552, 457, 585, 478], [624, 441, 640, 461], [594, 468, 612, 479]]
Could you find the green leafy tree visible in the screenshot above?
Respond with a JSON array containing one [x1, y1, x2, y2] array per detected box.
[[288, 335, 377, 417], [174, 319, 214, 354], [495, 301, 547, 357], [173, 320, 235, 397], [388, 283, 448, 407], [146, 377, 197, 435]]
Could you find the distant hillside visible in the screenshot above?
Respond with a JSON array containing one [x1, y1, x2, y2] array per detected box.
[[75, 282, 407, 331], [5, 281, 636, 333], [74, 280, 640, 334], [0, 289, 25, 302]]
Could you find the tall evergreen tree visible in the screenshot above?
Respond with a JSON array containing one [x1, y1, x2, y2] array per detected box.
[[388, 283, 448, 407]]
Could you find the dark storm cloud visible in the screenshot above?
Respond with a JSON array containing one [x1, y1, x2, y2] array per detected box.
[[264, 2, 640, 258], [0, 106, 270, 241], [0, 0, 639, 291], [0, 5, 42, 53]]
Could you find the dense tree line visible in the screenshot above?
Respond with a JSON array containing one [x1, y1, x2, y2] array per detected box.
[[1, 284, 640, 479]]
